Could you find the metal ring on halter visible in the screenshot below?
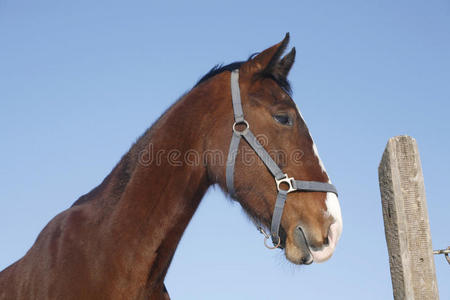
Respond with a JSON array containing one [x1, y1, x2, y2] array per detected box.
[[232, 120, 249, 135], [264, 235, 281, 249], [259, 227, 281, 250]]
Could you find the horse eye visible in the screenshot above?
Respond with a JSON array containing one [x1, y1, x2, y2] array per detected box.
[[273, 114, 292, 126]]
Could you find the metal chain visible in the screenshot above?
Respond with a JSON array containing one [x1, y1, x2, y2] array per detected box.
[[433, 246, 450, 265]]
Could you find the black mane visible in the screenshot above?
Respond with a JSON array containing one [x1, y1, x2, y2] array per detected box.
[[194, 61, 246, 87], [194, 54, 292, 95]]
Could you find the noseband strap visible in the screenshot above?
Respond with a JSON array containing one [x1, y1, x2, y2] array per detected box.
[[225, 69, 338, 247]]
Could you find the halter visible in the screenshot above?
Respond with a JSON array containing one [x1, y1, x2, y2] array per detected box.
[[226, 70, 338, 249]]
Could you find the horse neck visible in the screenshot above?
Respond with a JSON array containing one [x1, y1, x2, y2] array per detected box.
[[92, 76, 229, 290]]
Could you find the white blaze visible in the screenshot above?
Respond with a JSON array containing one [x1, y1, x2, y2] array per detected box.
[[312, 142, 327, 174], [311, 192, 343, 263], [296, 103, 343, 263]]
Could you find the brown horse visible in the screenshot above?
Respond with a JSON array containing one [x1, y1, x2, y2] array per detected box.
[[0, 34, 342, 299]]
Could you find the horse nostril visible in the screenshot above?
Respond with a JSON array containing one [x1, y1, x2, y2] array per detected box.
[[323, 236, 329, 247], [301, 256, 313, 265]]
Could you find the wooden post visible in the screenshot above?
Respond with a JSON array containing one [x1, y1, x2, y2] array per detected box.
[[378, 135, 439, 300]]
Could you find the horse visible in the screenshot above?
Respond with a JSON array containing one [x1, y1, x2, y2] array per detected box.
[[0, 33, 342, 299]]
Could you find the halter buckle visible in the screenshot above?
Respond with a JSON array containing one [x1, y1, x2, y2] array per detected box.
[[275, 174, 296, 193]]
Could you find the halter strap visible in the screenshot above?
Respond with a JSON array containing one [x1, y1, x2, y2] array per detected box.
[[230, 70, 245, 123], [225, 69, 338, 247]]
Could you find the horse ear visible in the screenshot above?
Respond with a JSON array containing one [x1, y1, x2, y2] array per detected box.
[[241, 33, 290, 75], [273, 47, 296, 80]]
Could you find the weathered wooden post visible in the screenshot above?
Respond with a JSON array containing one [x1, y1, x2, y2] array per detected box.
[[378, 135, 439, 299]]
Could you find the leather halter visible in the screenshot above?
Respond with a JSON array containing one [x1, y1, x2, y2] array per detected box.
[[225, 70, 338, 248]]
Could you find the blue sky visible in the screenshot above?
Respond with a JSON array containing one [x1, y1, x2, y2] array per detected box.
[[1, 1, 449, 299]]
